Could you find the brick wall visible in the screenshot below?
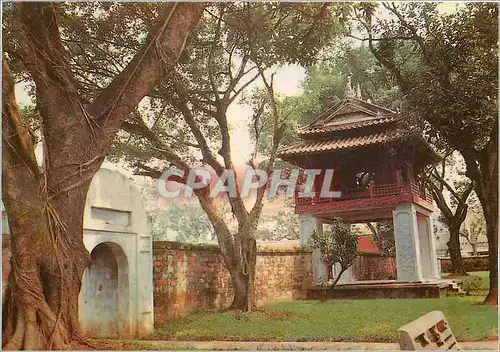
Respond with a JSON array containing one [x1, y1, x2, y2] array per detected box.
[[353, 253, 397, 280], [439, 256, 489, 273], [153, 241, 312, 324], [2, 237, 402, 325]]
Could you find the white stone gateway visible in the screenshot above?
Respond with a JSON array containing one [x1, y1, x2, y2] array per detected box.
[[79, 169, 153, 338]]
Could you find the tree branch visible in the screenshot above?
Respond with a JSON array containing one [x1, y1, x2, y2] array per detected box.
[[2, 57, 41, 180]]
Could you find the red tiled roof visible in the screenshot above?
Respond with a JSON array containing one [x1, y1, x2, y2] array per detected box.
[[278, 130, 406, 157], [298, 117, 397, 136]]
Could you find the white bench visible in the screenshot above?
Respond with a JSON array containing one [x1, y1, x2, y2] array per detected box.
[[398, 311, 460, 350]]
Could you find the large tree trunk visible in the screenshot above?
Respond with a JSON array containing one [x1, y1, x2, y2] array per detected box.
[[482, 202, 498, 305], [447, 225, 467, 276], [2, 64, 95, 348], [474, 123, 498, 306], [3, 3, 206, 348], [228, 233, 257, 311], [476, 177, 498, 306], [2, 190, 91, 349]]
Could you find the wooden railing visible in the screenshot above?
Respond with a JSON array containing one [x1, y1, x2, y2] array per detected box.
[[295, 182, 433, 206], [372, 183, 411, 197]]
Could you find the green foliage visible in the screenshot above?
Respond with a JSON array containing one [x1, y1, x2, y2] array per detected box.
[[443, 271, 490, 296], [17, 106, 40, 145], [373, 221, 395, 257], [255, 198, 299, 241], [150, 203, 214, 243], [354, 3, 498, 152], [106, 3, 346, 168], [330, 219, 359, 271], [308, 228, 333, 265], [223, 3, 344, 68], [462, 276, 484, 296], [4, 3, 161, 101], [307, 218, 359, 271], [152, 296, 498, 342], [252, 44, 402, 155]]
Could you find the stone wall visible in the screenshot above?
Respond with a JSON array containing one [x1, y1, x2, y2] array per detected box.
[[153, 241, 312, 324], [439, 256, 489, 273], [353, 253, 397, 280]]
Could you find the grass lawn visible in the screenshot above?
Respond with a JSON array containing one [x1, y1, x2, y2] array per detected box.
[[151, 296, 497, 343], [442, 271, 490, 293]]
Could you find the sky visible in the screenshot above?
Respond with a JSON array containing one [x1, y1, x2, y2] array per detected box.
[[225, 64, 306, 164]]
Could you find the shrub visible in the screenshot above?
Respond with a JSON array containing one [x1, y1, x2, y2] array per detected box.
[[307, 217, 359, 288], [462, 276, 483, 295]]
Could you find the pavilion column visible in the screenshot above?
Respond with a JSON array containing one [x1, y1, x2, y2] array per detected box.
[[393, 204, 424, 282], [417, 214, 441, 280], [427, 217, 441, 279], [299, 214, 324, 285], [333, 262, 355, 283]]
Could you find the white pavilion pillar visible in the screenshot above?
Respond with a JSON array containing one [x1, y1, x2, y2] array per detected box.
[[417, 214, 440, 280], [333, 262, 355, 283], [299, 214, 324, 284], [393, 204, 424, 282], [428, 216, 441, 279]]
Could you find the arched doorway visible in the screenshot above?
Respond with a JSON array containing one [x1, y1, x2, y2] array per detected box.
[[80, 242, 130, 338]]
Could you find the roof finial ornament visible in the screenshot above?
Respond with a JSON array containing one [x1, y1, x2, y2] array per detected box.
[[346, 75, 355, 98], [356, 83, 362, 100]]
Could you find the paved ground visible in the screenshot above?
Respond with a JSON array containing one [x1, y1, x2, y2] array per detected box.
[[128, 340, 499, 350]]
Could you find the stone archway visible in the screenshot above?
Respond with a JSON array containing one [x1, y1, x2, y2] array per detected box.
[[80, 242, 130, 338], [80, 168, 154, 337]]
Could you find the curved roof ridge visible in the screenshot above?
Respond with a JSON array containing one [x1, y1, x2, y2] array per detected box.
[[300, 96, 397, 131]]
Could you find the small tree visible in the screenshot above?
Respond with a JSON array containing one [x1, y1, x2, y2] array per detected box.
[[308, 218, 359, 288], [424, 153, 473, 275], [460, 204, 487, 257], [365, 221, 395, 257], [308, 228, 334, 284]]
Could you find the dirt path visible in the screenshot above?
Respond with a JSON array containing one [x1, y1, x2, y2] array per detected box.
[[98, 339, 499, 350]]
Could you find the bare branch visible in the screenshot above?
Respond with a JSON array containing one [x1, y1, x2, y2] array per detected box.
[[228, 71, 260, 105], [88, 3, 206, 129]]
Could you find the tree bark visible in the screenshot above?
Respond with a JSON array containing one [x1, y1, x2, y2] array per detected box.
[[474, 169, 498, 305], [229, 248, 257, 311], [482, 199, 498, 305], [3, 3, 206, 349], [330, 267, 348, 289], [228, 229, 258, 311], [2, 60, 92, 349], [447, 225, 467, 276], [426, 164, 471, 277], [467, 123, 498, 306], [325, 262, 333, 282]]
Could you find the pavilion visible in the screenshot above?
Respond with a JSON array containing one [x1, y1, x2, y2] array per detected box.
[[277, 87, 443, 289]]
